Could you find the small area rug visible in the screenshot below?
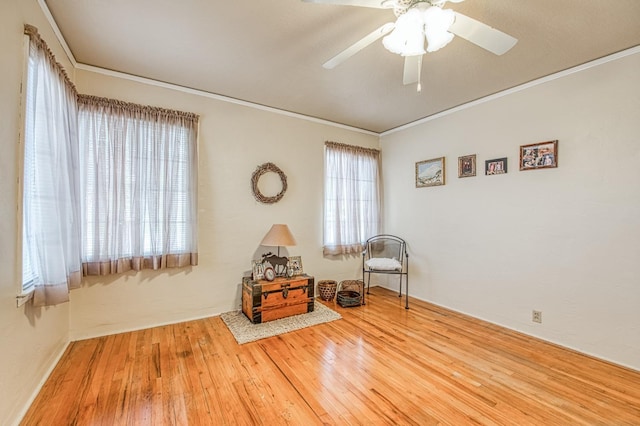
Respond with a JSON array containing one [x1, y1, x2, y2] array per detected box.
[[221, 302, 341, 344]]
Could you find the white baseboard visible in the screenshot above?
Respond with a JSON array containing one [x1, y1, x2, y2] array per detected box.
[[69, 309, 226, 342], [375, 284, 640, 373]]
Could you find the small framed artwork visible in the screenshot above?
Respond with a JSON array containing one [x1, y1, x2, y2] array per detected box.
[[520, 140, 558, 170], [416, 157, 445, 188], [251, 260, 265, 280], [287, 256, 304, 276], [458, 154, 476, 178], [485, 158, 508, 175]]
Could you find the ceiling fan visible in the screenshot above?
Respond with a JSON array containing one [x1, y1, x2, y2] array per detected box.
[[302, 0, 517, 91]]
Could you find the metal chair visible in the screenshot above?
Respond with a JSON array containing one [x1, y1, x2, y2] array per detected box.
[[362, 234, 409, 309]]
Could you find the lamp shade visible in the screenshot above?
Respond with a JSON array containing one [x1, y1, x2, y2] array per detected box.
[[260, 224, 297, 247]]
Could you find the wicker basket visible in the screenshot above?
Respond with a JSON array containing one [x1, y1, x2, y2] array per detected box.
[[317, 280, 337, 301], [337, 280, 364, 307], [337, 290, 361, 307], [340, 280, 363, 293]]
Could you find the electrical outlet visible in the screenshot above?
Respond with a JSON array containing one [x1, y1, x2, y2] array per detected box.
[[532, 310, 542, 323]]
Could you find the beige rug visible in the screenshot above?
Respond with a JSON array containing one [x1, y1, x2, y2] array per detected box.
[[220, 302, 341, 344]]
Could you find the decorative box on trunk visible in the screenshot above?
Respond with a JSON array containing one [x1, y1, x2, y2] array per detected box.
[[242, 275, 315, 324]]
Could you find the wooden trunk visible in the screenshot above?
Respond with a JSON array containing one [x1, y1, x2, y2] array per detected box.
[[242, 275, 314, 324]]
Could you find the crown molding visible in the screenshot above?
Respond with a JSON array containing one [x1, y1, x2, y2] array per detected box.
[[37, 0, 639, 138]]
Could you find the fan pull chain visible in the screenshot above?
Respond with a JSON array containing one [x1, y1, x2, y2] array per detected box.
[[417, 55, 423, 92]]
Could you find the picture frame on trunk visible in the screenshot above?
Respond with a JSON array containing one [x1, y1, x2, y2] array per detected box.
[[251, 260, 265, 280], [287, 256, 303, 276]]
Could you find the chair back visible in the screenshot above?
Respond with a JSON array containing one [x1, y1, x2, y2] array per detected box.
[[365, 234, 406, 263]]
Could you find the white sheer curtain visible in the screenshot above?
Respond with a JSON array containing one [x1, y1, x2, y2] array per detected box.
[[78, 95, 199, 275], [323, 141, 381, 255], [21, 25, 82, 306]]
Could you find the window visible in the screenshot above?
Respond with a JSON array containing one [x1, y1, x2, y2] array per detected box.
[[20, 25, 82, 306], [19, 25, 199, 307], [78, 95, 199, 274], [323, 141, 381, 255]]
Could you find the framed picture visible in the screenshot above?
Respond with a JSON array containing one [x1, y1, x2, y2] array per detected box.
[[485, 157, 507, 175], [458, 154, 476, 178], [416, 157, 445, 187], [287, 256, 303, 276], [520, 140, 558, 170], [251, 260, 265, 280]]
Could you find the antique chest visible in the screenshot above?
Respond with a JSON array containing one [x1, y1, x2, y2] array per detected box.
[[242, 275, 314, 324]]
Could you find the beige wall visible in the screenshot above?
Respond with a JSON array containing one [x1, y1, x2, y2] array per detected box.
[[69, 70, 379, 339], [3, 0, 638, 422], [0, 0, 73, 423], [380, 51, 640, 370], [2, 2, 378, 422]]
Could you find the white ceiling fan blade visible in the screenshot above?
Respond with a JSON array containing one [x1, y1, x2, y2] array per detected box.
[[301, 0, 392, 9], [323, 23, 395, 69], [450, 12, 517, 55], [403, 55, 422, 85]]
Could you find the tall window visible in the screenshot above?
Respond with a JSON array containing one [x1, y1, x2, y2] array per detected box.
[[323, 141, 381, 255], [20, 25, 199, 307], [78, 95, 199, 275], [21, 25, 82, 306]]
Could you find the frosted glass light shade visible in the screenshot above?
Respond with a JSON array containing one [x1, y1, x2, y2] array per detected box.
[[260, 224, 297, 247], [383, 8, 426, 56], [383, 6, 456, 56], [423, 6, 455, 52]]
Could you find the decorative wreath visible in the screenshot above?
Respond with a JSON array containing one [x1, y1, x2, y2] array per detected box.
[[251, 162, 288, 204]]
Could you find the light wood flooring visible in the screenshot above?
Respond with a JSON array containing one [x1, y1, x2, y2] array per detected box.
[[21, 287, 640, 425]]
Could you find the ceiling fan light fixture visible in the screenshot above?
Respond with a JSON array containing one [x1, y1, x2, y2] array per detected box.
[[383, 4, 456, 56], [383, 7, 426, 56], [423, 6, 455, 52]]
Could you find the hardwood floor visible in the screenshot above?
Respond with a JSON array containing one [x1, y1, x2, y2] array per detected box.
[[21, 287, 640, 425]]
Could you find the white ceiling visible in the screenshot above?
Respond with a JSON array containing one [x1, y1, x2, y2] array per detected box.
[[45, 0, 640, 133]]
